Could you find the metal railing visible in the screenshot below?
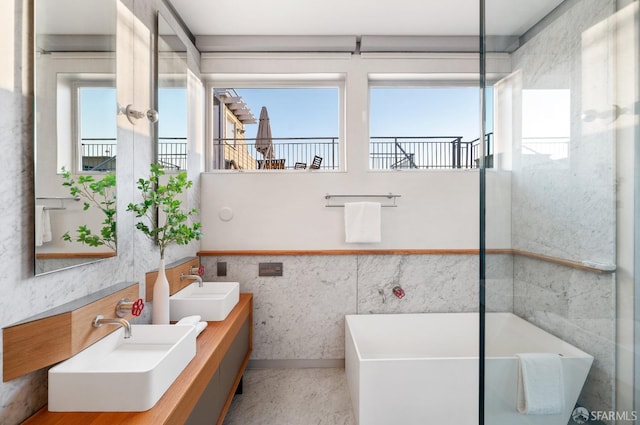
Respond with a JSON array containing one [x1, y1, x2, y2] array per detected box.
[[213, 137, 340, 170], [213, 135, 494, 170], [80, 133, 495, 173], [81, 139, 116, 172], [370, 133, 493, 169], [158, 138, 187, 170]]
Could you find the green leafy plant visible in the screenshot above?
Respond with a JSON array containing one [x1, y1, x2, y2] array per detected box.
[[127, 163, 202, 259], [61, 167, 117, 251]]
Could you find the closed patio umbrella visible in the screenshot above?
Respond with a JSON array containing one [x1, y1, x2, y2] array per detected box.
[[255, 106, 274, 161]]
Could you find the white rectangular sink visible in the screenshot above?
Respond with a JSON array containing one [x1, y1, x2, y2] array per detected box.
[[170, 281, 240, 322], [48, 324, 196, 412]]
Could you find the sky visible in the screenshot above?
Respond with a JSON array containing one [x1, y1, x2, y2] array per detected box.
[[158, 88, 188, 140], [235, 86, 493, 143], [82, 86, 494, 144], [235, 88, 339, 140], [79, 87, 117, 140]]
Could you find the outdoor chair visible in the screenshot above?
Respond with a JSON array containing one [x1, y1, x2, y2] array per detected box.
[[262, 159, 285, 169], [309, 155, 323, 169]]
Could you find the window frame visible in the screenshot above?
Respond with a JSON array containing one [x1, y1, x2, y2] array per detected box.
[[368, 77, 491, 171], [70, 80, 117, 174], [204, 75, 346, 172]]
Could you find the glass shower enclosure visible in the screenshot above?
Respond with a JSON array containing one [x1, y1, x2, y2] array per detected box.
[[482, 0, 639, 424]]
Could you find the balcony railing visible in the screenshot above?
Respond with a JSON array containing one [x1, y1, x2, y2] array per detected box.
[[213, 137, 340, 170], [158, 138, 187, 170], [213, 134, 493, 170], [81, 134, 494, 173], [80, 138, 187, 172], [81, 139, 116, 172]]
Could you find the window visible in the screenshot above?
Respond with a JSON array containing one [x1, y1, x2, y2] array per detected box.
[[369, 86, 493, 170], [75, 84, 117, 173], [209, 85, 341, 171], [157, 87, 188, 170]]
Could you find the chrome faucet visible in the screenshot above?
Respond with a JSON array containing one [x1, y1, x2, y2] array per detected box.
[[93, 315, 132, 339], [181, 272, 203, 287]]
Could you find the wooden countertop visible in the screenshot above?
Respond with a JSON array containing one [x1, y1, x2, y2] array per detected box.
[[23, 293, 253, 425]]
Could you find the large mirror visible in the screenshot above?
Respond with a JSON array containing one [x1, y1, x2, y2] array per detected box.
[[34, 0, 117, 275], [156, 13, 188, 171]]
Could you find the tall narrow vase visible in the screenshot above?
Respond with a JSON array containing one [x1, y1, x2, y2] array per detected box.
[[152, 259, 170, 324]]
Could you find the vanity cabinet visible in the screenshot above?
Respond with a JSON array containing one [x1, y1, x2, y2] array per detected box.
[[23, 293, 253, 425], [186, 318, 250, 424]]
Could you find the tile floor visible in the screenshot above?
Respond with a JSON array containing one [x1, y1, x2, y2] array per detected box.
[[223, 368, 602, 425], [223, 368, 355, 425]]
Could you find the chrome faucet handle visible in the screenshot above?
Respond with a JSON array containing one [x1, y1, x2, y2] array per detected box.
[[116, 298, 145, 318]]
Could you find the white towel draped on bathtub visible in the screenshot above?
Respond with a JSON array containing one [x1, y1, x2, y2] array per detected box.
[[344, 202, 381, 243], [515, 353, 564, 415]]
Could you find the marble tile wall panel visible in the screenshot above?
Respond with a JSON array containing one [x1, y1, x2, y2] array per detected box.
[[356, 255, 479, 314], [508, 0, 618, 418], [202, 254, 512, 361], [510, 0, 617, 264], [512, 256, 615, 414], [485, 254, 514, 312], [201, 256, 358, 360]]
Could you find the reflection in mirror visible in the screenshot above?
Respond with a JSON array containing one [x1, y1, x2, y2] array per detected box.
[[35, 0, 117, 275], [156, 13, 188, 171]]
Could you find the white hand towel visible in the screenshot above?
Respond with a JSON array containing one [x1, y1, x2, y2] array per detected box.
[[195, 321, 208, 337], [516, 353, 564, 415], [35, 205, 45, 247], [344, 202, 381, 243], [42, 208, 52, 243], [176, 315, 202, 326]]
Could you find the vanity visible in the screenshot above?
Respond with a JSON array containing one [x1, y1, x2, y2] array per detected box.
[[23, 293, 253, 425]]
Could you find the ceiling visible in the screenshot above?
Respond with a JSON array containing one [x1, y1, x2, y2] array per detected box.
[[167, 0, 565, 37]]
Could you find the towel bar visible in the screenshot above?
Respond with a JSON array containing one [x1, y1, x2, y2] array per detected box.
[[324, 193, 400, 208], [37, 196, 80, 211]]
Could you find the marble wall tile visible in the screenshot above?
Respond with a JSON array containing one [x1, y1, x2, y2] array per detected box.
[[201, 254, 507, 361], [485, 254, 514, 312], [512, 256, 615, 414], [356, 255, 479, 314], [510, 0, 617, 264], [508, 0, 618, 417], [202, 256, 358, 360]]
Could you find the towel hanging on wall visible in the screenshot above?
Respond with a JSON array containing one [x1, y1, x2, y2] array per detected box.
[[344, 202, 381, 243], [35, 205, 52, 246]]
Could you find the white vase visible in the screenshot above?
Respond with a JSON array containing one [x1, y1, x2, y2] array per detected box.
[[152, 259, 170, 324]]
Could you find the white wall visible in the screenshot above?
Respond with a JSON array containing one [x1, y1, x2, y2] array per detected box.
[[200, 53, 513, 250], [202, 170, 484, 250]]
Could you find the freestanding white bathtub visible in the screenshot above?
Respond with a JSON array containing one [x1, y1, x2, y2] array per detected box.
[[345, 313, 593, 425]]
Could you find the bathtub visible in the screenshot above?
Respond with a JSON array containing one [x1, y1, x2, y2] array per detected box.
[[345, 313, 593, 425]]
